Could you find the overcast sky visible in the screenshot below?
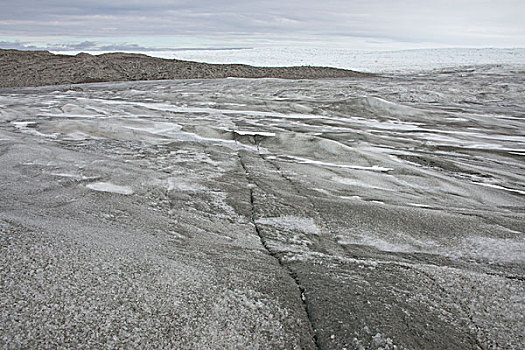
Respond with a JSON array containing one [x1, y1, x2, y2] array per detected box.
[[1, 0, 524, 51]]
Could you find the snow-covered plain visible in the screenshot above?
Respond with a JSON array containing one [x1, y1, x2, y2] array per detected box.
[[55, 47, 525, 73], [1, 51, 524, 348]]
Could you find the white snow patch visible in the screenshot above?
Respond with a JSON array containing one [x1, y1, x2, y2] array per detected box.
[[339, 195, 364, 201], [51, 173, 98, 181], [286, 156, 392, 172], [179, 130, 261, 151], [234, 130, 276, 137], [12, 121, 59, 139], [86, 182, 133, 195], [407, 202, 434, 209], [475, 182, 525, 195], [313, 188, 331, 195], [256, 215, 320, 235], [332, 176, 393, 190]]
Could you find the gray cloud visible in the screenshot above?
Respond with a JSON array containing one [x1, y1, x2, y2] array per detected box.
[[1, 0, 524, 49], [0, 41, 39, 50], [0, 40, 249, 52]]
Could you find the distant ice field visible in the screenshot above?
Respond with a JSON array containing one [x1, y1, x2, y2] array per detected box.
[[54, 47, 525, 74]]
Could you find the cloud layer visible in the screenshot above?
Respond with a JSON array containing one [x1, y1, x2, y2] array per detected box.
[[1, 0, 524, 50], [0, 40, 249, 52]]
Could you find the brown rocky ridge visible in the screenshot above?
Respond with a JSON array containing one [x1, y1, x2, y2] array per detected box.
[[0, 49, 371, 88]]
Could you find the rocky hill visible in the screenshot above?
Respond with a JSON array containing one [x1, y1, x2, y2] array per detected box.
[[0, 49, 370, 87]]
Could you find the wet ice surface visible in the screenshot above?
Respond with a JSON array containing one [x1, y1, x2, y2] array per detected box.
[[1, 65, 524, 349]]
